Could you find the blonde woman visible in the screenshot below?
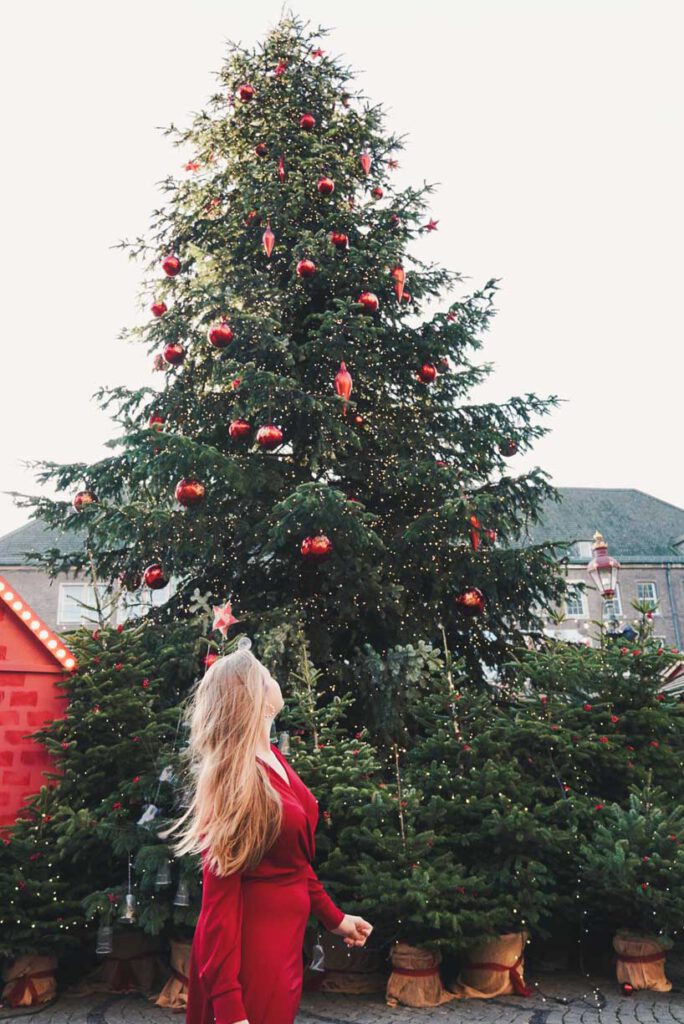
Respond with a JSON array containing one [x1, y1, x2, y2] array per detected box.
[[160, 645, 372, 1024]]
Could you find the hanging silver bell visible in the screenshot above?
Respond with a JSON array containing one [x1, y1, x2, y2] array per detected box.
[[156, 861, 172, 887], [173, 878, 190, 906], [119, 892, 137, 924]]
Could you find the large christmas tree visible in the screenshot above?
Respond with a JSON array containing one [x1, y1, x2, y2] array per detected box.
[[19, 14, 563, 733]]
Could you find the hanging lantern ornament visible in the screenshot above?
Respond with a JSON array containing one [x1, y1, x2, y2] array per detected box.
[[173, 879, 190, 907], [334, 361, 353, 416], [143, 563, 168, 590], [155, 861, 172, 887], [391, 265, 405, 302], [455, 587, 486, 617], [207, 320, 234, 348], [119, 854, 138, 924], [263, 220, 275, 258], [469, 515, 482, 552], [587, 531, 621, 599], [175, 478, 206, 508], [95, 919, 113, 955], [72, 489, 97, 512], [360, 152, 372, 175]]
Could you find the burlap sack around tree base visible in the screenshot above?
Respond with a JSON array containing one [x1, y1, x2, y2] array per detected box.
[[385, 941, 458, 1008], [68, 927, 169, 997], [1, 953, 58, 1008], [613, 929, 673, 992], [151, 939, 192, 1011], [449, 930, 535, 999], [302, 929, 387, 994]]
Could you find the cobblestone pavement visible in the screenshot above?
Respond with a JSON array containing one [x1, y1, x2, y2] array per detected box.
[[1, 969, 684, 1024]]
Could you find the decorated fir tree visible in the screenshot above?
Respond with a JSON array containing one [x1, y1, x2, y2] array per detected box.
[[16, 14, 564, 727]]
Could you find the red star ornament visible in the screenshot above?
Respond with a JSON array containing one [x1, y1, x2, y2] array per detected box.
[[212, 601, 240, 637], [424, 218, 439, 232]]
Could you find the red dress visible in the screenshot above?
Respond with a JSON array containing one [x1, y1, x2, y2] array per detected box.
[[185, 742, 346, 1024]]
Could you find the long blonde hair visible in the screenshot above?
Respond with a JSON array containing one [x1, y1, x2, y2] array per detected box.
[[158, 648, 283, 876]]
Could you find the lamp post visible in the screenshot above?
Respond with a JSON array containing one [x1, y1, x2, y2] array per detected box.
[[587, 530, 621, 636]]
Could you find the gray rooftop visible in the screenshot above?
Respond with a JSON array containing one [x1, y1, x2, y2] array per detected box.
[[525, 488, 684, 564], [0, 519, 85, 566]]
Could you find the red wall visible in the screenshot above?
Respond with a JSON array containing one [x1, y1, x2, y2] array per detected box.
[[0, 604, 68, 830]]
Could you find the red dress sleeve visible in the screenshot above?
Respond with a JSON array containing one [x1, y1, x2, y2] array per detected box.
[[195, 852, 247, 1024], [305, 860, 346, 931]]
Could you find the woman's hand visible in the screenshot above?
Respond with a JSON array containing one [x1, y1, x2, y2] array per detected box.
[[331, 914, 373, 947]]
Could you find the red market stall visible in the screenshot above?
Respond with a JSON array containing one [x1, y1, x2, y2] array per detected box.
[[0, 575, 76, 831]]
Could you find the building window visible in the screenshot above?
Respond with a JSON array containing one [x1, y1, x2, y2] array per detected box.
[[58, 583, 109, 625], [602, 584, 623, 621], [564, 584, 587, 618], [636, 581, 659, 612], [117, 580, 175, 624], [575, 541, 593, 559]]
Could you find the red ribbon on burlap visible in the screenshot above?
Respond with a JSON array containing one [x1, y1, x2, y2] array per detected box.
[[5, 969, 55, 1008], [108, 950, 158, 991], [616, 951, 666, 964], [391, 965, 440, 977], [465, 952, 534, 996]]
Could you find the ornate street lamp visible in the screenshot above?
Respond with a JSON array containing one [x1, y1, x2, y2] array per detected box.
[[587, 531, 620, 599]]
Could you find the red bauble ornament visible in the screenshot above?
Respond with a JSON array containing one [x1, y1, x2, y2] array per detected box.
[[391, 265, 405, 302], [353, 414, 365, 426], [163, 342, 185, 366], [274, 58, 287, 77], [417, 362, 437, 383], [143, 563, 167, 590], [334, 361, 353, 416], [72, 489, 96, 512], [175, 478, 206, 507], [330, 231, 349, 250], [151, 301, 167, 317], [455, 587, 486, 617], [317, 177, 335, 195], [262, 221, 275, 257], [256, 424, 283, 450], [360, 152, 371, 175], [299, 113, 316, 130], [278, 155, 286, 182], [207, 320, 234, 348], [358, 291, 379, 313], [296, 258, 316, 278], [371, 186, 384, 199], [499, 439, 518, 457], [622, 983, 634, 996], [255, 142, 268, 157], [148, 414, 164, 430], [244, 209, 261, 226], [401, 289, 412, 304], [485, 528, 498, 543], [238, 84, 255, 102], [389, 213, 402, 230], [301, 534, 333, 560], [161, 254, 181, 277], [229, 419, 252, 441]]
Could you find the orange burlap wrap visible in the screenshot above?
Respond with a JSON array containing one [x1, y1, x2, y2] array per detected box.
[[152, 939, 192, 1011], [385, 941, 458, 1008], [613, 930, 673, 992], [449, 930, 534, 999], [69, 928, 168, 996], [1, 954, 57, 1008], [303, 931, 386, 994]]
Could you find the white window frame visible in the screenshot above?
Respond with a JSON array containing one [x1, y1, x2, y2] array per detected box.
[[116, 578, 176, 624], [57, 583, 109, 626], [636, 581, 660, 614], [564, 584, 588, 619]]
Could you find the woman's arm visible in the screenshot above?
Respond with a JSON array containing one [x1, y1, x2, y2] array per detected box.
[[194, 855, 247, 1024], [304, 860, 345, 931]]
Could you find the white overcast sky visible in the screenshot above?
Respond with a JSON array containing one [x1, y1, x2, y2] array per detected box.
[[1, 0, 682, 537]]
